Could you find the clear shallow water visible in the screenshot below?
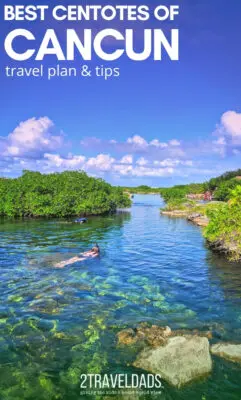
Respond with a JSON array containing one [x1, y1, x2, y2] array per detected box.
[[0, 194, 241, 399]]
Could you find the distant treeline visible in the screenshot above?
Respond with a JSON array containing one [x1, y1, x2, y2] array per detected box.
[[123, 169, 241, 202], [0, 170, 131, 217], [160, 183, 206, 202], [123, 185, 160, 194], [160, 169, 241, 203]]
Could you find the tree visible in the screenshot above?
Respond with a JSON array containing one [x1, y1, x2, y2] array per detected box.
[[0, 170, 131, 218]]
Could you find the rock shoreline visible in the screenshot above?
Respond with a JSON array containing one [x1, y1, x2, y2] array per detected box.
[[161, 208, 239, 258], [117, 324, 241, 388], [161, 210, 209, 227]]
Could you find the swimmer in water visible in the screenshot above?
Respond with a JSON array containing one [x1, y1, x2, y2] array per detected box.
[[55, 244, 100, 268]]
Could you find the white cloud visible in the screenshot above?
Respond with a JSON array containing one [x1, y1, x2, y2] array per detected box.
[[169, 139, 181, 146], [213, 137, 226, 146], [154, 158, 193, 167], [113, 164, 133, 175], [3, 117, 63, 157], [44, 153, 86, 169], [41, 153, 115, 173], [150, 139, 168, 148], [127, 135, 148, 148], [132, 166, 174, 177], [4, 110, 241, 181], [214, 111, 241, 147], [120, 154, 133, 164], [221, 111, 241, 137], [40, 152, 176, 178], [85, 154, 115, 171], [126, 137, 181, 149], [114, 164, 174, 177], [136, 157, 148, 166]]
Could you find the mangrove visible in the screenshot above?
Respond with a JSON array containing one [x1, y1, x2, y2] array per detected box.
[[0, 170, 131, 218]]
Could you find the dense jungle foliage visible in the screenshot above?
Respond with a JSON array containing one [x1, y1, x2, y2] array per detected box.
[[0, 170, 131, 217], [207, 169, 241, 191], [213, 178, 241, 202], [160, 183, 206, 202], [204, 186, 241, 261]]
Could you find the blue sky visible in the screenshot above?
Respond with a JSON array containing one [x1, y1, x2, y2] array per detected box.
[[0, 0, 241, 186]]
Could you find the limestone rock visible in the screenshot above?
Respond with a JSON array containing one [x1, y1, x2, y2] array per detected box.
[[161, 210, 189, 217], [211, 343, 241, 363], [133, 335, 212, 388], [187, 213, 209, 227]]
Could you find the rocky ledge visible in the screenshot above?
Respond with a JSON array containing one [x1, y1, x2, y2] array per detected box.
[[117, 324, 241, 388], [187, 213, 209, 227], [161, 210, 190, 217], [207, 238, 240, 260], [161, 210, 209, 227]]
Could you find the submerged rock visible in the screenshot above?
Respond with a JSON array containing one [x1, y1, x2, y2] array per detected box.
[[133, 335, 212, 388], [117, 324, 212, 348], [211, 343, 241, 363], [117, 328, 138, 346], [117, 325, 172, 347]]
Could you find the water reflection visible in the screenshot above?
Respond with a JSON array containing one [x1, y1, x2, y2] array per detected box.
[[207, 252, 241, 301]]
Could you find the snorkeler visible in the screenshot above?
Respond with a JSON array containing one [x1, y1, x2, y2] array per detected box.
[[91, 243, 100, 255], [55, 244, 100, 268]]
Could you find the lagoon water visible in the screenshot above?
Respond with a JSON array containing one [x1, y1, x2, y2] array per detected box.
[[0, 194, 241, 399]]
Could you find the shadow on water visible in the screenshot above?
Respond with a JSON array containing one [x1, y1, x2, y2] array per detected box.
[[0, 195, 241, 399]]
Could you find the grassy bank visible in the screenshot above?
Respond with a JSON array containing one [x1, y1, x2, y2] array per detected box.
[[162, 198, 223, 215]]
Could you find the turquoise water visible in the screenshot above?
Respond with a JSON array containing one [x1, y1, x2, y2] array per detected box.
[[0, 194, 241, 399]]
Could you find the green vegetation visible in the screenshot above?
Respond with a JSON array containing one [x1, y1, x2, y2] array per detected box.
[[0, 170, 131, 218], [162, 198, 192, 211], [160, 186, 189, 202], [159, 168, 241, 261], [123, 185, 160, 194], [163, 198, 223, 216], [212, 178, 241, 201], [204, 186, 241, 261], [160, 170, 241, 203], [207, 169, 241, 191], [160, 183, 206, 203]]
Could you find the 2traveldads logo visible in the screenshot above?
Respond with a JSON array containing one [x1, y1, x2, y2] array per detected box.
[[80, 373, 163, 391]]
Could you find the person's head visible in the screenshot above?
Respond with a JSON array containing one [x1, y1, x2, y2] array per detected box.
[[92, 243, 100, 254]]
